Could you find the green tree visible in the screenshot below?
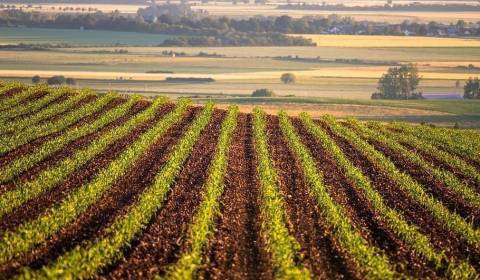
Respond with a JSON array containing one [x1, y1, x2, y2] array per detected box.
[[280, 73, 296, 84], [32, 75, 41, 84], [66, 77, 76, 85], [252, 88, 275, 97], [372, 64, 423, 100], [464, 77, 480, 99], [47, 75, 66, 85]]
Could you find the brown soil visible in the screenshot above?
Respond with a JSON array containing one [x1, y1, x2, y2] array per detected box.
[[99, 110, 225, 280], [202, 113, 273, 280], [321, 120, 480, 272], [265, 115, 360, 279]]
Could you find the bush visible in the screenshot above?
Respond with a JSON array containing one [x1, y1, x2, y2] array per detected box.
[[252, 88, 275, 97], [280, 73, 296, 84], [66, 78, 76, 85], [32, 75, 41, 84], [47, 75, 66, 85]]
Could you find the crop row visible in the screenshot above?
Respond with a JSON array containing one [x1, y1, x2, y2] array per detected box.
[[0, 84, 63, 122], [0, 98, 189, 264], [0, 89, 93, 135], [0, 96, 167, 220], [299, 114, 477, 278], [0, 94, 141, 184], [0, 82, 29, 110], [18, 102, 216, 279], [278, 111, 397, 279], [252, 108, 311, 279], [353, 121, 480, 209], [370, 122, 480, 189], [325, 118, 480, 247], [0, 92, 117, 155], [388, 122, 480, 165], [166, 105, 238, 279]]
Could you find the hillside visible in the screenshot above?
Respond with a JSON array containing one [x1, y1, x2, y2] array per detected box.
[[0, 81, 479, 279]]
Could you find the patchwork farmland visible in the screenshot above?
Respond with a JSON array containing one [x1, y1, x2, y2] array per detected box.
[[0, 81, 479, 279]]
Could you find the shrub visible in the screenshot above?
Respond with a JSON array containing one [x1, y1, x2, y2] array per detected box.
[[47, 75, 66, 85], [32, 75, 41, 84], [280, 73, 296, 84], [252, 88, 275, 97]]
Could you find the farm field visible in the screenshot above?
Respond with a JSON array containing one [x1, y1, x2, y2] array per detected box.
[[0, 81, 479, 279]]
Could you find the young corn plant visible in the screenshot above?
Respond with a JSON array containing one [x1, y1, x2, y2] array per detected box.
[[278, 111, 397, 280], [17, 102, 216, 280], [323, 116, 480, 248], [251, 108, 311, 280], [300, 113, 477, 279], [0, 82, 28, 109], [0, 95, 141, 184], [165, 105, 238, 279], [0, 89, 92, 135], [350, 121, 480, 209], [0, 96, 167, 220], [0, 92, 117, 155], [0, 99, 190, 265]]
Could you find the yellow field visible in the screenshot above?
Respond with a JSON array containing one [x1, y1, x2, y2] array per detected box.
[[293, 34, 480, 48]]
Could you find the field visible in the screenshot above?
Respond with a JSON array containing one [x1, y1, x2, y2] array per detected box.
[[0, 81, 479, 279]]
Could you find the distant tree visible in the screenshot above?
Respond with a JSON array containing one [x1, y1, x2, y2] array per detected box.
[[280, 73, 296, 84], [47, 75, 66, 85], [66, 77, 76, 85], [252, 88, 275, 97], [371, 64, 423, 99], [464, 77, 480, 99], [455, 80, 461, 88], [32, 75, 41, 84]]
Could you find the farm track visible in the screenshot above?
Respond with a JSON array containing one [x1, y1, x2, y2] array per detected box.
[[319, 120, 480, 272], [100, 109, 224, 279], [0, 100, 154, 233], [294, 119, 438, 278], [265, 115, 356, 279], [0, 95, 100, 170], [0, 106, 197, 278], [202, 113, 272, 280], [364, 136, 480, 226]]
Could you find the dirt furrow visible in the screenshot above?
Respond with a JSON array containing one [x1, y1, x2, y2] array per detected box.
[[265, 115, 359, 279], [8, 94, 69, 123], [321, 121, 480, 272], [202, 113, 273, 280], [99, 110, 225, 280], [0, 95, 105, 169]]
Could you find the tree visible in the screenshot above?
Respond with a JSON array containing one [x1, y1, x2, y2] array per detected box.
[[371, 64, 423, 100], [252, 88, 275, 97], [66, 77, 76, 85], [32, 75, 41, 84], [463, 77, 480, 99], [47, 75, 66, 85], [280, 73, 296, 84]]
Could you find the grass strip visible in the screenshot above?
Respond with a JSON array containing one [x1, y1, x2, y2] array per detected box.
[[300, 113, 477, 279], [323, 116, 480, 248], [0, 85, 64, 121], [17, 102, 215, 280], [0, 97, 167, 220], [279, 112, 396, 280], [0, 99, 190, 264], [351, 121, 480, 209], [0, 92, 117, 155], [0, 95, 141, 184], [0, 89, 92, 135], [252, 108, 311, 279], [165, 105, 238, 279]]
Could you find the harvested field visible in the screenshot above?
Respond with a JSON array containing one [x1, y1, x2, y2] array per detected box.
[[0, 82, 479, 279]]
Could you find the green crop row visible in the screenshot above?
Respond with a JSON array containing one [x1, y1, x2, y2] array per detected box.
[[0, 81, 27, 100], [388, 122, 480, 165], [0, 92, 117, 155], [165, 105, 238, 279], [17, 103, 215, 279], [370, 122, 480, 190], [0, 95, 140, 184], [0, 89, 92, 135], [300, 114, 477, 279], [351, 121, 480, 210], [278, 111, 396, 280], [252, 108, 311, 279], [0, 84, 43, 112], [0, 96, 167, 221], [0, 99, 190, 264], [323, 117, 480, 248], [0, 85, 64, 122]]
